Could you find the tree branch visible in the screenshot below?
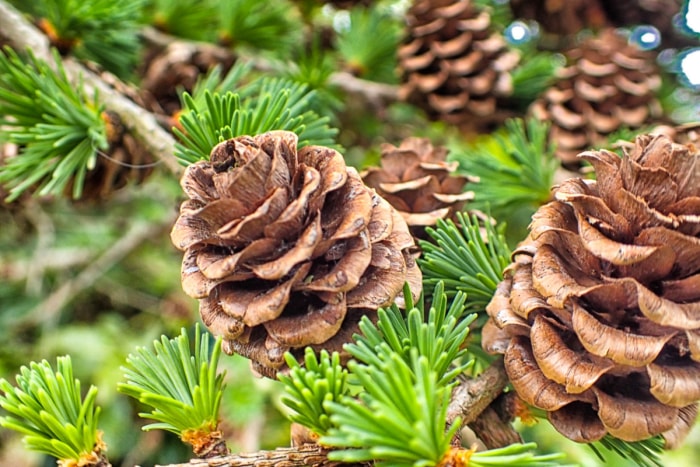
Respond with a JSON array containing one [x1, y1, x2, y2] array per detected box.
[[154, 445, 355, 467], [140, 27, 399, 104], [447, 359, 509, 428], [0, 0, 182, 176]]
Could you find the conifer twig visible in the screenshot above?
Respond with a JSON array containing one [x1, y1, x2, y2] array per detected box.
[[20, 214, 175, 326], [139, 27, 399, 103], [0, 0, 182, 176]]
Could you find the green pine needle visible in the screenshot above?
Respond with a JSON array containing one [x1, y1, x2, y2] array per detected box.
[[322, 352, 460, 467], [278, 348, 349, 437], [468, 442, 573, 466], [173, 77, 339, 165], [450, 118, 558, 219], [118, 324, 225, 437], [419, 212, 511, 310], [510, 51, 564, 104], [347, 282, 475, 386], [0, 356, 104, 464], [334, 6, 402, 83], [0, 47, 108, 201], [216, 0, 301, 56], [589, 435, 664, 467], [16, 0, 143, 78], [146, 0, 218, 41]]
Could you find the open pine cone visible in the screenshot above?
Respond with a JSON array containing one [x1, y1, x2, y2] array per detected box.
[[361, 137, 474, 239], [398, 0, 519, 131], [483, 133, 700, 446], [171, 131, 422, 378], [530, 29, 662, 166]]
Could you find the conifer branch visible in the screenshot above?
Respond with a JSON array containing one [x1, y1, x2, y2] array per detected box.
[[139, 27, 400, 104], [0, 0, 182, 176]]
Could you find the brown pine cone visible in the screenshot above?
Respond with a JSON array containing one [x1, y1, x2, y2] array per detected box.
[[398, 0, 520, 132], [171, 131, 422, 378], [361, 137, 474, 240], [69, 111, 155, 200], [509, 0, 607, 37], [140, 41, 235, 117], [530, 29, 663, 167], [483, 133, 700, 446]]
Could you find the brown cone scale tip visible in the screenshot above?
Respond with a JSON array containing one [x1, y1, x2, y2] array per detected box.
[[171, 131, 421, 378], [483, 133, 700, 446], [361, 137, 475, 241]]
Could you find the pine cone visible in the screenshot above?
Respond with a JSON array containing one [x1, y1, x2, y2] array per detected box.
[[398, 0, 520, 131], [140, 41, 235, 117], [530, 29, 662, 167], [483, 133, 700, 446], [509, 0, 607, 37], [70, 111, 155, 200], [361, 137, 474, 239], [171, 131, 422, 378]]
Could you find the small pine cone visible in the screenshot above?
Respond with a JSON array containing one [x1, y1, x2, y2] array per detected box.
[[398, 0, 520, 131], [140, 42, 235, 117], [70, 111, 155, 200], [530, 29, 662, 167], [361, 137, 474, 240], [483, 133, 700, 446], [509, 0, 607, 37], [171, 131, 422, 378]]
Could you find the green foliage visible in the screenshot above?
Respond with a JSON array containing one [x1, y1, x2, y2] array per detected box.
[[188, 62, 253, 105], [322, 352, 458, 467], [118, 325, 225, 436], [334, 6, 402, 83], [16, 0, 143, 77], [0, 356, 103, 464], [278, 348, 349, 437], [174, 78, 339, 165], [145, 0, 217, 41], [348, 282, 475, 386], [451, 118, 557, 217], [509, 51, 564, 104], [420, 212, 511, 311], [0, 47, 108, 201], [216, 0, 301, 56], [284, 37, 345, 118], [589, 435, 664, 467], [468, 442, 572, 466]]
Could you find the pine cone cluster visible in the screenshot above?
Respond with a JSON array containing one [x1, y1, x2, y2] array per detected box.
[[170, 131, 421, 378], [530, 29, 662, 166], [398, 0, 520, 131], [483, 133, 700, 446], [361, 137, 474, 239]]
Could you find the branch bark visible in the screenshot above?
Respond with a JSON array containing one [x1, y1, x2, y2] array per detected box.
[[154, 445, 353, 467], [0, 0, 182, 176], [155, 361, 511, 467]]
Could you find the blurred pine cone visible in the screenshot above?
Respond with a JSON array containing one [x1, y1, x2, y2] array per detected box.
[[483, 133, 700, 446], [361, 137, 474, 240], [171, 131, 422, 378], [70, 111, 155, 200], [530, 29, 662, 167], [398, 0, 520, 132], [140, 41, 235, 117], [509, 0, 607, 37]]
